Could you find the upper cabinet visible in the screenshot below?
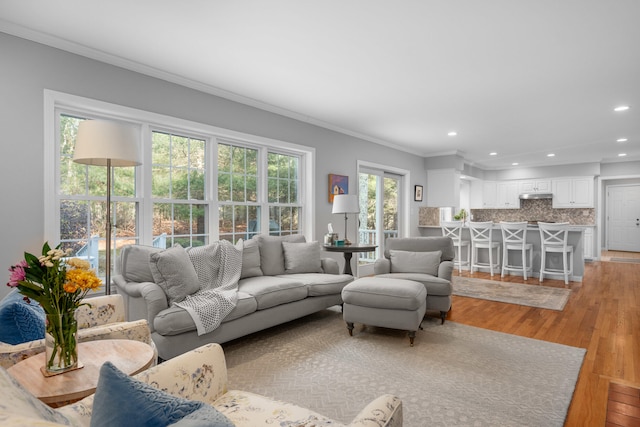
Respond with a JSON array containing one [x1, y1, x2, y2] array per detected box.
[[519, 179, 551, 194], [470, 180, 519, 209], [496, 181, 520, 209], [552, 177, 594, 208]]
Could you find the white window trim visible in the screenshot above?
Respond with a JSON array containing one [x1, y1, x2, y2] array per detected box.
[[44, 89, 315, 243]]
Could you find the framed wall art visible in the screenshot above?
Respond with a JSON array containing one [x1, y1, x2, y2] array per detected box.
[[414, 185, 423, 202], [328, 174, 348, 203]]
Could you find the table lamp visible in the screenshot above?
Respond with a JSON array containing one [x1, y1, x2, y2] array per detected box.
[[73, 120, 141, 294], [332, 194, 359, 245]]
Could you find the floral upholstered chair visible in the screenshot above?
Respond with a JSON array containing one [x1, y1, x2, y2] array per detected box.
[[0, 343, 402, 427], [0, 293, 156, 368]]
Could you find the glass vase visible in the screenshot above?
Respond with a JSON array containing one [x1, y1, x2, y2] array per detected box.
[[45, 310, 78, 373]]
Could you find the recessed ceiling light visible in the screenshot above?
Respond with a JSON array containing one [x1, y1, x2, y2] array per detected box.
[[614, 105, 630, 112], [618, 153, 627, 157], [617, 138, 628, 143], [489, 152, 497, 156], [448, 131, 457, 136], [512, 162, 519, 166], [547, 153, 555, 157]]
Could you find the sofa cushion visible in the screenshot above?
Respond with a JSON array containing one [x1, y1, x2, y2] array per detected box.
[[0, 289, 45, 344], [0, 368, 70, 424], [282, 241, 323, 274], [384, 237, 455, 262], [390, 250, 442, 276], [119, 245, 162, 283], [149, 245, 201, 305], [91, 361, 233, 427], [276, 273, 353, 296], [154, 292, 257, 335], [375, 273, 452, 296], [240, 239, 263, 279], [238, 276, 307, 310], [253, 234, 305, 276], [214, 390, 337, 427]]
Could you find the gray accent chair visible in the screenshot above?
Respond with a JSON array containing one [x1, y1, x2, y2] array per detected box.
[[373, 237, 454, 324]]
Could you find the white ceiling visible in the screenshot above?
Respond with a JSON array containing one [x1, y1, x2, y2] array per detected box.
[[2, 0, 639, 170]]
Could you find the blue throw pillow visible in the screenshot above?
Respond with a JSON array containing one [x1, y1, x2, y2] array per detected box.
[[91, 362, 233, 427], [0, 289, 45, 344]]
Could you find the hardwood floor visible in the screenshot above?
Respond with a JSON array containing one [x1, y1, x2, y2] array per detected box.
[[447, 254, 640, 426]]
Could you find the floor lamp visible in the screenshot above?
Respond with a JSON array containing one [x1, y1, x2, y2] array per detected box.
[[73, 120, 141, 295], [332, 194, 360, 245]]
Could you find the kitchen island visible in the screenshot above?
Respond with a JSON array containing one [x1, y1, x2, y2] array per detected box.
[[419, 224, 587, 282]]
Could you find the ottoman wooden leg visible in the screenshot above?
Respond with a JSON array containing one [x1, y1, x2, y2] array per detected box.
[[408, 331, 416, 347], [346, 322, 354, 336]]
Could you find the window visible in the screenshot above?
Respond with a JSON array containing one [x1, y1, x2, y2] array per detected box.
[[46, 90, 314, 284], [152, 130, 208, 247], [267, 152, 301, 236], [57, 114, 139, 277], [217, 142, 259, 242]]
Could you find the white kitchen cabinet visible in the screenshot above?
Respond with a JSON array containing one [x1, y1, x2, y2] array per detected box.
[[496, 181, 520, 208], [519, 179, 551, 194], [481, 181, 497, 208], [583, 227, 594, 260], [552, 177, 594, 208]]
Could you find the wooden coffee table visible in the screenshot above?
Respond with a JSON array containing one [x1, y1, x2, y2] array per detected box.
[[7, 339, 155, 407]]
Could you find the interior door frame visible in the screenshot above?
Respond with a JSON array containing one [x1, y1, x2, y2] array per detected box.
[[356, 160, 410, 276], [597, 174, 640, 258]]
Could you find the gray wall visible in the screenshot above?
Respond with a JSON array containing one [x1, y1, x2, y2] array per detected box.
[[0, 32, 429, 297]]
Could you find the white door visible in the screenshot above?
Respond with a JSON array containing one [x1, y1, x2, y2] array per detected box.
[[357, 168, 401, 277], [608, 185, 640, 252]]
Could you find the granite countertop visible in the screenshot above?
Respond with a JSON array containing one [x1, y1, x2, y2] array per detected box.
[[418, 224, 595, 230]]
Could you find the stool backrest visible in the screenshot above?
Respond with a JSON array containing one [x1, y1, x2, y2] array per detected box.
[[538, 222, 570, 250], [469, 221, 495, 244], [441, 221, 464, 245], [500, 221, 528, 246]]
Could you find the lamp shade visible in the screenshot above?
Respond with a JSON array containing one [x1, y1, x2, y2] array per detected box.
[[332, 194, 359, 214], [73, 120, 141, 166]]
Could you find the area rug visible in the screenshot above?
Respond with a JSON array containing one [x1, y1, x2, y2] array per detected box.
[[222, 308, 585, 427], [452, 276, 571, 310]]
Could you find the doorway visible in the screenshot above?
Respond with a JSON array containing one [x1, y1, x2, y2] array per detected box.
[[607, 184, 640, 252], [357, 166, 403, 276]]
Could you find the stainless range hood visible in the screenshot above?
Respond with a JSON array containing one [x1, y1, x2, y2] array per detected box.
[[519, 193, 553, 200]]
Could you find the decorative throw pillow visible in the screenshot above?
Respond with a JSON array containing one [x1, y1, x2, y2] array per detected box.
[[240, 239, 263, 279], [149, 245, 200, 305], [282, 241, 323, 274], [90, 362, 233, 427], [118, 245, 162, 283], [254, 234, 306, 276], [390, 250, 442, 276], [0, 289, 45, 344]]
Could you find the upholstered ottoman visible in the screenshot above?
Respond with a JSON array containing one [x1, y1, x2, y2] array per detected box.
[[341, 277, 427, 346]]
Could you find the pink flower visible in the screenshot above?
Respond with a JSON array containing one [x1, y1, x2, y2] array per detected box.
[[7, 260, 27, 287]]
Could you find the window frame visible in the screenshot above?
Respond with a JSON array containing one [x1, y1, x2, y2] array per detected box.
[[44, 90, 315, 246]]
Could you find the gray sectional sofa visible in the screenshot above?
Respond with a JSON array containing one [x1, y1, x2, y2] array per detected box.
[[113, 234, 353, 360]]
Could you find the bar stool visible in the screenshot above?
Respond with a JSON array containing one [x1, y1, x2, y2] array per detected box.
[[441, 220, 470, 273], [469, 221, 500, 276], [539, 222, 573, 285], [499, 221, 533, 280]]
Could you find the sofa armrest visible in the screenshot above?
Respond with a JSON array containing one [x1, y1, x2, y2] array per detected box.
[[347, 394, 402, 427], [321, 257, 339, 274], [438, 260, 454, 281], [77, 294, 126, 328], [373, 258, 391, 274], [114, 277, 168, 333]]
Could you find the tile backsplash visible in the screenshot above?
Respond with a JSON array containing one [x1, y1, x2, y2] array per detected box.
[[419, 199, 595, 226]]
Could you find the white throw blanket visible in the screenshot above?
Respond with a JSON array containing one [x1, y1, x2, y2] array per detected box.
[[175, 240, 242, 335]]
